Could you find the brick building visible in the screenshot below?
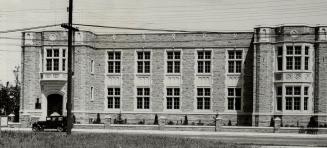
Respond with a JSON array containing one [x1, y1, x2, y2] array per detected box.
[[20, 25, 327, 126]]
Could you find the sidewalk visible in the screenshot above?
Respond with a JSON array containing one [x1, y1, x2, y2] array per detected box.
[[2, 127, 327, 139]]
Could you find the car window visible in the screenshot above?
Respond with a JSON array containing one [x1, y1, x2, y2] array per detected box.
[[46, 117, 51, 121], [58, 117, 63, 121], [52, 117, 56, 121]]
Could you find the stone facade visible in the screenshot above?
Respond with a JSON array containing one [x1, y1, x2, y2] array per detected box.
[[20, 25, 327, 127]]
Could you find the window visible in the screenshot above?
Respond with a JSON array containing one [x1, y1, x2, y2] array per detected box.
[[304, 86, 309, 110], [90, 87, 94, 101], [285, 86, 301, 110], [278, 45, 311, 71], [227, 88, 241, 110], [197, 51, 211, 73], [45, 48, 66, 72], [108, 51, 121, 73], [137, 51, 151, 73], [197, 88, 210, 110], [276, 86, 282, 111], [228, 50, 242, 73], [166, 88, 180, 109], [137, 88, 150, 109], [277, 47, 283, 71], [167, 51, 181, 73], [107, 88, 120, 109], [90, 60, 94, 73]]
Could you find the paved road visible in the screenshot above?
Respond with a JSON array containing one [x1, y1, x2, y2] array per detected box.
[[2, 128, 327, 147]]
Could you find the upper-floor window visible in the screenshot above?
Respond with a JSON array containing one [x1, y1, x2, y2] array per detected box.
[[45, 48, 66, 72], [107, 87, 120, 109], [227, 88, 241, 110], [90, 60, 94, 74], [228, 50, 242, 73], [197, 88, 210, 110], [166, 88, 180, 109], [137, 51, 150, 73], [167, 51, 180, 73], [197, 50, 211, 73], [276, 45, 311, 71], [108, 51, 121, 73]]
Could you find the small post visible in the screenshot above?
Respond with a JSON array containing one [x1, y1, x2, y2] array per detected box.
[[274, 117, 281, 133], [159, 116, 166, 130], [215, 116, 223, 132], [104, 115, 111, 129]]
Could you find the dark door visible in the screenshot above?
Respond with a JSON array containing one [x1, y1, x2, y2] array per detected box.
[[47, 94, 63, 116]]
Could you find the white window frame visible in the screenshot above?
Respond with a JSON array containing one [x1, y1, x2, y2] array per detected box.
[[275, 44, 312, 72], [227, 50, 243, 74], [196, 50, 212, 74], [226, 87, 242, 111], [107, 50, 121, 74], [136, 87, 151, 110], [107, 87, 121, 109], [90, 86, 94, 101], [166, 50, 181, 74], [274, 84, 312, 112], [165, 87, 180, 110], [90, 59, 94, 74], [43, 47, 67, 72], [196, 87, 211, 110], [137, 51, 151, 74]]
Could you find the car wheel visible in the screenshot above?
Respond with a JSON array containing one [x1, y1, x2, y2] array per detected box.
[[32, 126, 40, 132], [57, 126, 64, 132]]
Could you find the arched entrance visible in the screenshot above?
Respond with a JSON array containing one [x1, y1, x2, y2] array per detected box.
[[47, 94, 63, 116]]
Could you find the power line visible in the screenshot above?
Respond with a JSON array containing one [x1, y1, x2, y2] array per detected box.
[[0, 24, 61, 33]]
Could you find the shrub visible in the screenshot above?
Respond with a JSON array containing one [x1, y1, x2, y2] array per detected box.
[[154, 114, 158, 125], [307, 116, 318, 128], [138, 120, 145, 125], [269, 117, 274, 127], [183, 115, 188, 125], [197, 120, 204, 126], [114, 112, 125, 124], [93, 113, 101, 124], [167, 121, 174, 125]]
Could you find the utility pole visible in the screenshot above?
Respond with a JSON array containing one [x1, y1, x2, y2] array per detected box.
[[61, 0, 78, 135]]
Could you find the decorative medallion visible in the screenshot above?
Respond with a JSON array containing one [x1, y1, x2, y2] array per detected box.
[[49, 34, 57, 41]]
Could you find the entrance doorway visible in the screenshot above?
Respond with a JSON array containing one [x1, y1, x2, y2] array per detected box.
[[47, 94, 63, 116]]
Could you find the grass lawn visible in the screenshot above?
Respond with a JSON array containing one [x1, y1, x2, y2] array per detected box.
[[0, 131, 254, 148]]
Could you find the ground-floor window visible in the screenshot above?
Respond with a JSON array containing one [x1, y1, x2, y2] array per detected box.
[[107, 88, 120, 109], [227, 88, 241, 110], [166, 88, 180, 109], [275, 85, 310, 111], [197, 88, 210, 110], [137, 88, 150, 109]]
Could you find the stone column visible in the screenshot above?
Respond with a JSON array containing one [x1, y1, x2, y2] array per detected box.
[[215, 117, 223, 132], [274, 117, 281, 133], [159, 116, 166, 130], [104, 115, 111, 129], [20, 113, 31, 128]]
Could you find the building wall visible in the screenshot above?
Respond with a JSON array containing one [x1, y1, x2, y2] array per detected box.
[[20, 25, 327, 126]]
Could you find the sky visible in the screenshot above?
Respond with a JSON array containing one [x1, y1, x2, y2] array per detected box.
[[0, 0, 327, 85]]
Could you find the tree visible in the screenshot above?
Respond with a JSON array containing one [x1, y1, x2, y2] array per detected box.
[[154, 114, 158, 125]]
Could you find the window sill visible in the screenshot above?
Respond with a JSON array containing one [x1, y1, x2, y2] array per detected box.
[[226, 73, 242, 76], [136, 73, 151, 77], [274, 71, 312, 73], [106, 73, 121, 76], [165, 73, 181, 76], [196, 73, 212, 76]]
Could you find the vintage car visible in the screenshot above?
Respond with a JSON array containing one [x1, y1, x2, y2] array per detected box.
[[32, 116, 67, 132]]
